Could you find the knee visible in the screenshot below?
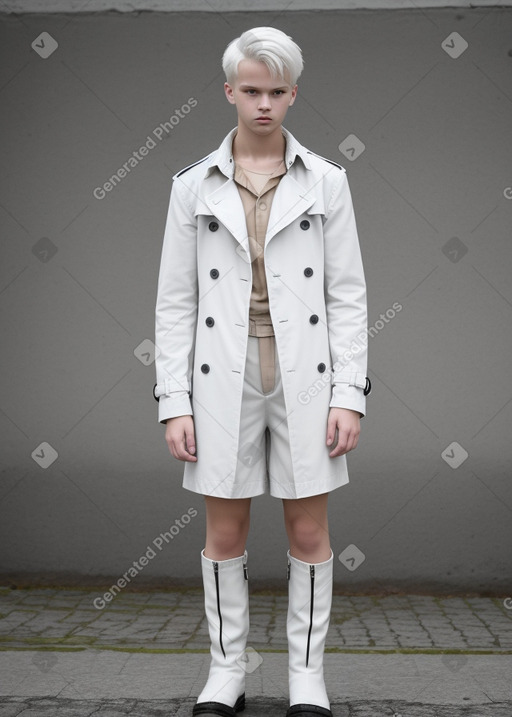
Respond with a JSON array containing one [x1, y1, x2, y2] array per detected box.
[[286, 515, 327, 555], [207, 518, 249, 556]]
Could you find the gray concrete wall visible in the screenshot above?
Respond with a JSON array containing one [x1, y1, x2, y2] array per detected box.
[[1, 7, 511, 593]]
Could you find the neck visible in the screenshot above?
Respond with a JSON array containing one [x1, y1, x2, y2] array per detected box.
[[232, 123, 286, 162]]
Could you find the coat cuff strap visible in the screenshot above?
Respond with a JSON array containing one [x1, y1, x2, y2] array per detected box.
[[153, 378, 191, 401], [333, 371, 371, 396]]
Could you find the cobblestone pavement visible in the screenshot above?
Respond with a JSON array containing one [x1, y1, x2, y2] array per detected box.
[[0, 697, 511, 716], [1, 586, 511, 651], [1, 587, 511, 715]]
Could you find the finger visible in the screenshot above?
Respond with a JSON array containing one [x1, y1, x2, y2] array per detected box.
[[175, 436, 196, 462], [326, 415, 338, 446], [168, 436, 181, 459], [185, 428, 196, 456], [329, 426, 351, 457], [172, 438, 197, 461], [329, 435, 346, 457], [336, 427, 360, 456], [167, 432, 190, 461]]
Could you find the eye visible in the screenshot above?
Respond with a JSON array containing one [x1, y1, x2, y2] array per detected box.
[[274, 90, 285, 95]]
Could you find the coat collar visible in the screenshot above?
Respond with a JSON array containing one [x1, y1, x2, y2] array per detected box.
[[178, 126, 321, 251], [203, 125, 312, 179]]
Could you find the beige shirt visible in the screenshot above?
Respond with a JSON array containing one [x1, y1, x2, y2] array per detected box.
[[233, 160, 287, 338], [233, 160, 287, 393]]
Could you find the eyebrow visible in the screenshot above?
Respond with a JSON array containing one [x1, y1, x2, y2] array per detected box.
[[238, 83, 288, 90]]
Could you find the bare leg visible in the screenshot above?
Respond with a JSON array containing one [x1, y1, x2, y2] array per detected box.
[[204, 495, 252, 560], [282, 492, 331, 562]]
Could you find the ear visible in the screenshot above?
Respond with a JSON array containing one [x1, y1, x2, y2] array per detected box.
[[224, 82, 236, 105], [289, 84, 298, 107]]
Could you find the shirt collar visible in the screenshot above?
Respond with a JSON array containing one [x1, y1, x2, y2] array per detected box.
[[204, 126, 312, 179]]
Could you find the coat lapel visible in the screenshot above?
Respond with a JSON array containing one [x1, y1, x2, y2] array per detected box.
[[202, 171, 315, 249], [203, 179, 249, 247], [265, 172, 315, 247]]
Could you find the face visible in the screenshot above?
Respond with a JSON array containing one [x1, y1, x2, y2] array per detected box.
[[224, 59, 297, 134]]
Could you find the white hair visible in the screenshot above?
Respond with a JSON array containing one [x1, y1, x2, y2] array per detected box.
[[222, 27, 304, 86]]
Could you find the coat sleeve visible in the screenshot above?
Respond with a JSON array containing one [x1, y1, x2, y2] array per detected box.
[[154, 176, 198, 424], [323, 168, 369, 417]]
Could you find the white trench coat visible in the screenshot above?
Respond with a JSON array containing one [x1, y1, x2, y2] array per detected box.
[[154, 126, 370, 497]]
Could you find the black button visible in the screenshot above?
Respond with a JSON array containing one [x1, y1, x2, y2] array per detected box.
[[152, 383, 159, 402], [209, 221, 219, 232], [201, 364, 210, 374], [205, 317, 215, 327], [309, 314, 319, 325], [300, 220, 310, 230], [317, 363, 326, 373], [364, 377, 372, 396], [210, 268, 219, 279], [304, 267, 313, 277]]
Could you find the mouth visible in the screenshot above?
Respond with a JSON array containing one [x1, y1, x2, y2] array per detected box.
[[256, 117, 272, 122]]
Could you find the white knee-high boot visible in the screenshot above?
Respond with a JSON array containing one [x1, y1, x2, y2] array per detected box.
[[193, 549, 249, 716], [286, 549, 333, 717]]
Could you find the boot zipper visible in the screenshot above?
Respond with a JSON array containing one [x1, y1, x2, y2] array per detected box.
[[213, 562, 226, 659], [305, 564, 315, 667], [243, 557, 248, 581]]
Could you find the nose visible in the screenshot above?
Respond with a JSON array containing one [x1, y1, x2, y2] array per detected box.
[[258, 93, 272, 110]]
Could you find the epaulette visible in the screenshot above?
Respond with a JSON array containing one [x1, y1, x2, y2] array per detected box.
[[306, 150, 344, 171], [175, 154, 211, 177]]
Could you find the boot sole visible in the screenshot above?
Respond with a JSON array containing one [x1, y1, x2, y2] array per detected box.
[[193, 693, 245, 716], [286, 705, 332, 717]]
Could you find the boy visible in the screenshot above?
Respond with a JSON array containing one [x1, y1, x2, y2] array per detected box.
[[154, 26, 370, 717]]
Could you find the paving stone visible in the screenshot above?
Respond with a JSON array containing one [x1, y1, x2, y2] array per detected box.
[[2, 588, 512, 652]]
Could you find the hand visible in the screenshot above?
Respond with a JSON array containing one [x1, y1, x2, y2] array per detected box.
[[165, 415, 197, 462], [326, 407, 361, 458]]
